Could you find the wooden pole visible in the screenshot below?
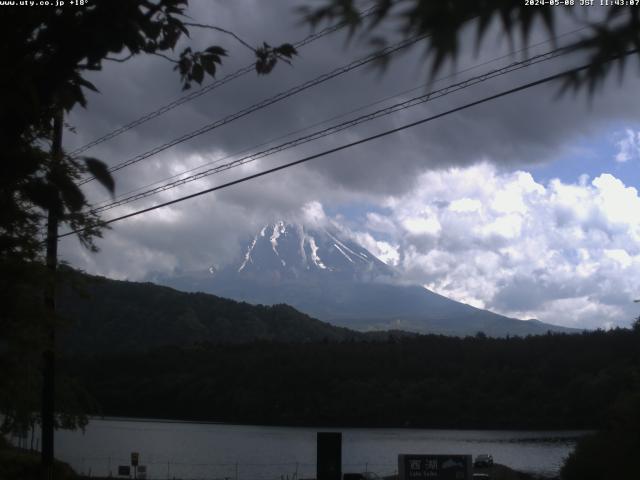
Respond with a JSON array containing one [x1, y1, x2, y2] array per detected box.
[[41, 109, 63, 479]]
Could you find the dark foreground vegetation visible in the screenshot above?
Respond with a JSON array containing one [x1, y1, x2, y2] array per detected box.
[[0, 437, 77, 480], [63, 327, 639, 430], [560, 391, 640, 480]]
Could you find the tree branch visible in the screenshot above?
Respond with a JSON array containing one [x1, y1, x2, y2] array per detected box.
[[152, 51, 179, 63], [105, 53, 134, 63], [182, 22, 256, 53]]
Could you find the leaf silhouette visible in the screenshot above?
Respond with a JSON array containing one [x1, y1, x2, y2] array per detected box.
[[84, 157, 115, 196]]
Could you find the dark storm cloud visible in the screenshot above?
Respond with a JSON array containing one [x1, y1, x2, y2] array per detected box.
[[59, 1, 640, 284], [67, 2, 640, 201]]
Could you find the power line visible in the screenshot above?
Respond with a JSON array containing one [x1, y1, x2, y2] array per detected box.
[[91, 23, 592, 210], [90, 46, 571, 214], [78, 9, 600, 191], [58, 50, 637, 241], [77, 32, 428, 186], [68, 6, 379, 158]]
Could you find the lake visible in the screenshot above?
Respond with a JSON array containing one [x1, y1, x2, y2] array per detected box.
[[52, 418, 585, 479]]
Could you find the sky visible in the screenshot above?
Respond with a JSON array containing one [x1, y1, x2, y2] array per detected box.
[[60, 1, 640, 330]]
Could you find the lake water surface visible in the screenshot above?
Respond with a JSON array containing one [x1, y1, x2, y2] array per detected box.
[[54, 418, 585, 479]]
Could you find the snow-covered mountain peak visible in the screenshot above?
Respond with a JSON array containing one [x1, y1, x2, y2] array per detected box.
[[154, 223, 575, 337], [234, 222, 394, 281]]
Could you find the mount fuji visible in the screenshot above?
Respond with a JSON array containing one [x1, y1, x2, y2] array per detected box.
[[155, 222, 576, 336]]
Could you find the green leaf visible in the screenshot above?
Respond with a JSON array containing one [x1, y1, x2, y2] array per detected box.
[[77, 77, 99, 93], [192, 63, 204, 84], [84, 158, 115, 196], [58, 175, 86, 213], [205, 45, 227, 56], [201, 56, 216, 76], [276, 43, 297, 58]]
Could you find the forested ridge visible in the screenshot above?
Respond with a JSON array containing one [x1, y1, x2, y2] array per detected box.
[[56, 269, 367, 353], [63, 327, 639, 430]]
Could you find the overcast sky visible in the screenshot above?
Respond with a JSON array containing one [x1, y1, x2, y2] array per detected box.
[[60, 1, 640, 329]]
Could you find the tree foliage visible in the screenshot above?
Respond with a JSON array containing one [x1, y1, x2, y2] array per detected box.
[[0, 0, 296, 437], [301, 0, 640, 93], [63, 326, 639, 430], [561, 392, 640, 480], [0, 0, 296, 261], [55, 268, 363, 354], [0, 263, 93, 436]]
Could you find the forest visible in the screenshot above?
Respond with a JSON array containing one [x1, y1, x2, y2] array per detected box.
[[55, 269, 372, 353], [63, 327, 640, 430]]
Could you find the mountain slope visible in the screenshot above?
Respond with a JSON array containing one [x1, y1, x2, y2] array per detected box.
[[57, 269, 364, 354], [156, 222, 577, 337]]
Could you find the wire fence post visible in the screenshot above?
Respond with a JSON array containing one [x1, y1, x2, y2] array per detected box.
[[365, 463, 368, 473], [167, 460, 170, 479], [235, 461, 239, 480]]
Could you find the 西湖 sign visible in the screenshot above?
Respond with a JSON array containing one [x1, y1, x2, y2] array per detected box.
[[398, 454, 472, 480]]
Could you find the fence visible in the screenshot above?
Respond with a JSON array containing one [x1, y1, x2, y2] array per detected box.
[[67, 456, 398, 480]]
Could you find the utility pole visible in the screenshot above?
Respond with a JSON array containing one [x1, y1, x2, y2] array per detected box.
[[42, 109, 63, 479]]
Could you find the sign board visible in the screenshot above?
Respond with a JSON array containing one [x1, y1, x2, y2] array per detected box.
[[137, 465, 147, 479], [398, 454, 472, 480], [131, 452, 139, 467], [117, 465, 131, 476]]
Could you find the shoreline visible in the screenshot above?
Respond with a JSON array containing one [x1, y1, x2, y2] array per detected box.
[[86, 414, 593, 436], [2, 436, 561, 480], [0, 446, 554, 480]]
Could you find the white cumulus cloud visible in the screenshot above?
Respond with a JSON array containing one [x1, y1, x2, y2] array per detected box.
[[352, 163, 640, 329], [614, 129, 640, 162]]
